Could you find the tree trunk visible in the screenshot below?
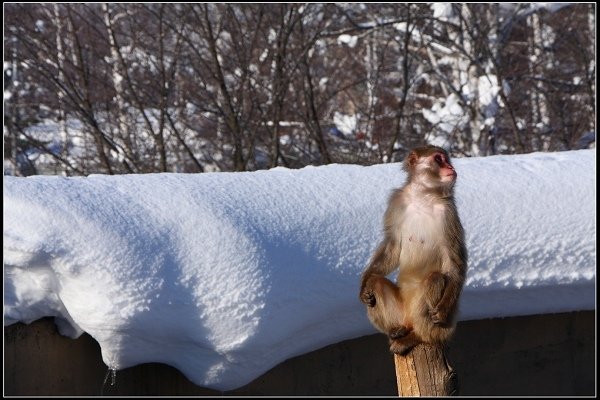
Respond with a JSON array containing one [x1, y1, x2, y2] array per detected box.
[[53, 4, 69, 174], [394, 343, 458, 396]]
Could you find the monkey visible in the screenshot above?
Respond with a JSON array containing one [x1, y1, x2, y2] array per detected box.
[[359, 145, 467, 355]]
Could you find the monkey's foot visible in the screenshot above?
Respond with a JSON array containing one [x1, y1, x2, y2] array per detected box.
[[388, 326, 411, 340], [389, 339, 417, 356], [389, 331, 421, 355]]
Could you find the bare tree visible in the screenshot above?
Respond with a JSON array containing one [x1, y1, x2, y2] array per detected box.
[[4, 3, 595, 176]]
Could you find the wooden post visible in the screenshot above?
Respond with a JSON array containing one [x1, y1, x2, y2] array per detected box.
[[394, 343, 458, 396]]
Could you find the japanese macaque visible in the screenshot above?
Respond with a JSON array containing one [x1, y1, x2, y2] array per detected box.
[[359, 145, 467, 355]]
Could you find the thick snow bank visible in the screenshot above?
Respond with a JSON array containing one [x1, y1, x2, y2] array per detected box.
[[3, 150, 596, 390]]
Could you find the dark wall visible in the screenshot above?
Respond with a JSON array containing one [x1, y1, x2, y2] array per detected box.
[[4, 311, 595, 396]]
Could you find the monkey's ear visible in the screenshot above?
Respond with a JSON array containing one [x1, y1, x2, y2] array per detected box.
[[406, 151, 419, 167]]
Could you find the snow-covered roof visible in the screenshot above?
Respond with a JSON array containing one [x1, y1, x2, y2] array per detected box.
[[3, 149, 595, 390]]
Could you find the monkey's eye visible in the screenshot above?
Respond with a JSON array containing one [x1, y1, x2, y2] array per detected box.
[[434, 154, 444, 165]]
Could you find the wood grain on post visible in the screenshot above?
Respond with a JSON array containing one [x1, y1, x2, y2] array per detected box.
[[394, 343, 458, 396]]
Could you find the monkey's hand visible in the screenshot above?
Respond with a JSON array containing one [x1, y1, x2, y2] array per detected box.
[[360, 287, 376, 307], [428, 306, 449, 325], [359, 278, 377, 307]]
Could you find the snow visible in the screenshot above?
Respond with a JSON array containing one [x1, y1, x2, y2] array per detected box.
[[431, 3, 454, 21], [477, 74, 501, 109], [337, 34, 358, 48], [498, 3, 573, 19], [333, 112, 358, 137], [422, 93, 470, 143], [3, 149, 596, 390]]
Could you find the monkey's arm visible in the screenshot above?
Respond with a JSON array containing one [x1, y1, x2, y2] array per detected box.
[[427, 238, 467, 325], [360, 190, 404, 306], [424, 201, 467, 325], [426, 271, 463, 326], [359, 236, 401, 306]]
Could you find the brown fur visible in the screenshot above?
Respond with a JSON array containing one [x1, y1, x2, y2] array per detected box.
[[359, 145, 468, 355]]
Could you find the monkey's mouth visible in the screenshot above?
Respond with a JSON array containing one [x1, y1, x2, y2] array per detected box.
[[442, 171, 457, 178]]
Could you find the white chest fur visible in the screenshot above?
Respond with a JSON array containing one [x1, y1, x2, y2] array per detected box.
[[396, 198, 446, 276]]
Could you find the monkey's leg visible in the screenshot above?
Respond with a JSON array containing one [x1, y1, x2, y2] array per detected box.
[[365, 276, 408, 335]]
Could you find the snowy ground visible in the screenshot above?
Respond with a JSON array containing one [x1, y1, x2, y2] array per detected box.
[[3, 149, 596, 390]]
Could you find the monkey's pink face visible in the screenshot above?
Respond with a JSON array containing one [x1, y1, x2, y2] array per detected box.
[[433, 152, 457, 183]]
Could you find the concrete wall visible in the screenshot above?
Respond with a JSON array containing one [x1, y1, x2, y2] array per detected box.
[[4, 311, 595, 396]]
